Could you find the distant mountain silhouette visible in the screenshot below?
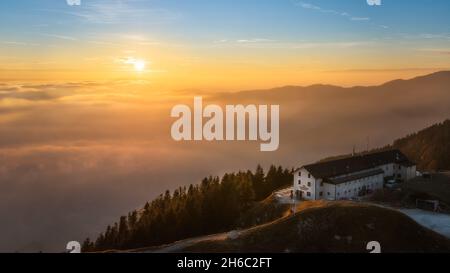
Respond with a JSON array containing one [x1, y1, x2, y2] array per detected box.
[[208, 71, 450, 170]]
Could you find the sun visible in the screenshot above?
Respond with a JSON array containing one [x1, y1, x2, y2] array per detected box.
[[133, 60, 146, 72], [122, 57, 147, 72]]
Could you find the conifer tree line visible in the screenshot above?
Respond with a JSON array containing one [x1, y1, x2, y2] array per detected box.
[[82, 165, 293, 252]]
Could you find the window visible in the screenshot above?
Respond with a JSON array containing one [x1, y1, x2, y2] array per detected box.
[[327, 192, 330, 196], [307, 182, 311, 187], [320, 182, 324, 187], [298, 172, 301, 176], [307, 192, 311, 197], [308, 174, 311, 178], [298, 180, 301, 185]]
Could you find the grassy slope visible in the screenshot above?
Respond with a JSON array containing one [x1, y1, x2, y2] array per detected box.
[[183, 201, 450, 253], [237, 194, 291, 228], [402, 172, 450, 206]]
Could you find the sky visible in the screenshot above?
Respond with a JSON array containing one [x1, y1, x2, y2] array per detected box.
[[1, 0, 450, 252], [1, 0, 450, 89]]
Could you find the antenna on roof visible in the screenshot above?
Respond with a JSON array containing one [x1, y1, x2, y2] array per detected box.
[[352, 145, 356, 157]]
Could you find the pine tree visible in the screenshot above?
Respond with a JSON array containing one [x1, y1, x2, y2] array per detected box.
[[86, 165, 293, 251]]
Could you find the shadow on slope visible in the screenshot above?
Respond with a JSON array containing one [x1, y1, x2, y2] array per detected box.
[[183, 201, 450, 253]]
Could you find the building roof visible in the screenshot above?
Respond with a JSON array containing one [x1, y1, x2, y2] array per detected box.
[[302, 149, 415, 179], [325, 169, 384, 185]]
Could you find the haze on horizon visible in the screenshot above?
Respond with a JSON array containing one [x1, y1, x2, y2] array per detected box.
[[1, 0, 450, 252]]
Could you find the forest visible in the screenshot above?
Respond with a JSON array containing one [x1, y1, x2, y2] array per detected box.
[[82, 165, 292, 251]]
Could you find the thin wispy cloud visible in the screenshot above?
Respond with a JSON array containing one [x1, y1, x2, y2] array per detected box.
[[66, 0, 81, 6], [401, 33, 450, 40], [41, 33, 78, 41], [351, 17, 370, 21], [295, 1, 351, 17], [418, 48, 450, 55], [1, 41, 40, 46], [59, 0, 181, 25], [237, 38, 276, 43], [294, 1, 389, 28], [324, 67, 449, 73], [212, 39, 373, 49]]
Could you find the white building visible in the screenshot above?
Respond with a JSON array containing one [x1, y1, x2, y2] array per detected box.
[[293, 150, 417, 201]]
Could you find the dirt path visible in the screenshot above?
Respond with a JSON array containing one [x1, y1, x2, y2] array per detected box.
[[129, 232, 230, 253]]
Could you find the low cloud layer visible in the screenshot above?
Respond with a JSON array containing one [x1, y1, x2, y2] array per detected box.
[[1, 72, 450, 252]]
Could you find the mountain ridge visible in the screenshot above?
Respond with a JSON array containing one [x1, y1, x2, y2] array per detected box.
[[231, 70, 450, 95]]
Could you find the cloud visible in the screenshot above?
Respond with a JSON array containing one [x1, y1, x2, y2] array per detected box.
[[296, 2, 322, 11], [367, 0, 382, 6], [66, 0, 81, 6], [402, 33, 450, 40], [324, 67, 449, 73], [0, 84, 51, 101], [213, 38, 275, 45], [2, 75, 450, 252], [0, 91, 56, 101], [1, 41, 40, 46], [212, 39, 372, 49], [351, 17, 370, 21], [0, 82, 101, 102], [41, 33, 78, 41], [295, 1, 344, 16], [294, 1, 386, 28], [419, 48, 450, 55], [236, 38, 275, 43], [60, 1, 180, 25]]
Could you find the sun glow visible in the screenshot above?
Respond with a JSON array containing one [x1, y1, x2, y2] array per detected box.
[[123, 57, 147, 72], [133, 60, 146, 72]]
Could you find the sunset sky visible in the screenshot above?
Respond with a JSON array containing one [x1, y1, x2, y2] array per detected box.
[[1, 0, 450, 252], [1, 0, 449, 89]]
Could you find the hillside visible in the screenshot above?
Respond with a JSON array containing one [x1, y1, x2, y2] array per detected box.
[[393, 120, 450, 171], [82, 165, 293, 252], [320, 120, 450, 171], [181, 201, 450, 253]]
